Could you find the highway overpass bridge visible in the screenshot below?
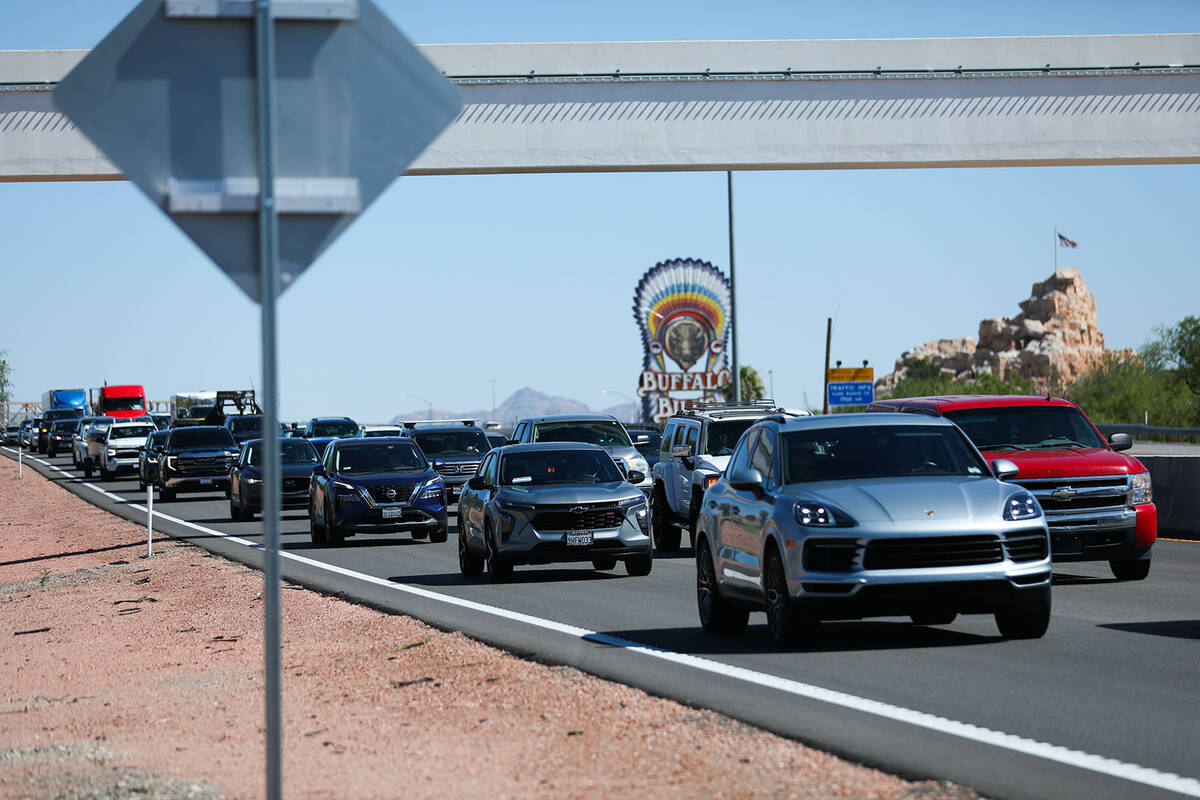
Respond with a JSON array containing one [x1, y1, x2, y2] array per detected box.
[[2, 33, 1199, 180]]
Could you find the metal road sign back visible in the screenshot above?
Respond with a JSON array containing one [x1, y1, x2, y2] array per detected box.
[[53, 0, 461, 302]]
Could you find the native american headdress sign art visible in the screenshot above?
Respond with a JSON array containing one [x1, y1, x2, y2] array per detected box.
[[632, 258, 733, 423]]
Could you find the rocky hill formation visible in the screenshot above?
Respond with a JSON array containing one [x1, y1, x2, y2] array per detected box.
[[877, 268, 1108, 391], [391, 386, 636, 427]]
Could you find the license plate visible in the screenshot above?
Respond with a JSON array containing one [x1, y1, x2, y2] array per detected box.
[[381, 507, 404, 519], [199, 478, 213, 486], [565, 531, 593, 547]]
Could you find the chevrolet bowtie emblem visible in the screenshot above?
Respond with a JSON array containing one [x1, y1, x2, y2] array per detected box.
[[924, 509, 935, 516], [1050, 487, 1076, 501]]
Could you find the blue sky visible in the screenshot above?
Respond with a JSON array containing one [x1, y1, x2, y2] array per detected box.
[[3, 1, 1198, 423]]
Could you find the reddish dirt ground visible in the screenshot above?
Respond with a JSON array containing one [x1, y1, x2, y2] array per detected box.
[[0, 456, 984, 799]]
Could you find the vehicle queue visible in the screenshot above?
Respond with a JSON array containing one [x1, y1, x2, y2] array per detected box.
[[10, 392, 1157, 648]]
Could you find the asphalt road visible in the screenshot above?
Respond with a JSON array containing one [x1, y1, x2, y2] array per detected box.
[[7, 446, 1199, 800]]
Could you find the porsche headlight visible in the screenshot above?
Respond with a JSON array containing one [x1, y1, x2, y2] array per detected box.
[[1131, 471, 1152, 505], [795, 503, 836, 527], [1003, 491, 1041, 521]]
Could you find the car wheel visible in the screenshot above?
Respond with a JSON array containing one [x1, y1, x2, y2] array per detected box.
[[910, 612, 958, 626], [458, 530, 484, 576], [229, 497, 242, 522], [411, 529, 430, 540], [99, 463, 111, 481], [325, 501, 344, 546], [624, 550, 653, 577], [159, 486, 176, 502], [241, 496, 255, 521], [83, 462, 93, 479], [688, 490, 704, 549], [1109, 559, 1151, 581], [47, 446, 56, 457], [72, 452, 79, 468], [765, 548, 811, 648], [651, 486, 681, 552], [430, 521, 449, 544], [308, 500, 327, 545], [485, 525, 512, 583], [994, 588, 1051, 639], [696, 537, 748, 635], [591, 557, 617, 571], [138, 473, 146, 492]]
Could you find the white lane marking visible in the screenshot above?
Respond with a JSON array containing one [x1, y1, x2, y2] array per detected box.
[[7, 448, 1200, 797]]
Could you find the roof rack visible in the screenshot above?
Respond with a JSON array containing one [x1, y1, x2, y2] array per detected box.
[[675, 399, 782, 419], [399, 419, 477, 429]]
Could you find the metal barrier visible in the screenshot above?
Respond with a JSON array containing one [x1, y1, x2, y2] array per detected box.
[[1139, 456, 1200, 540], [1095, 423, 1200, 444]]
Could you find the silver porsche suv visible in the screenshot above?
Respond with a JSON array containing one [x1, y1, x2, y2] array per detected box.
[[694, 413, 1052, 647]]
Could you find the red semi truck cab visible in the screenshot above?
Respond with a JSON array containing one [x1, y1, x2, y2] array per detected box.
[[867, 395, 1155, 581], [91, 385, 148, 419]]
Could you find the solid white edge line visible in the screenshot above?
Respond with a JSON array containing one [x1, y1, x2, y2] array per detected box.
[[7, 447, 1200, 798]]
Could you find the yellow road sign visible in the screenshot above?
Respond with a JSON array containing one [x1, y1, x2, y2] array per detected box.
[[827, 367, 874, 382]]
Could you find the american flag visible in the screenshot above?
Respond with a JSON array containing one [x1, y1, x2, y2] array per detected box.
[[1057, 232, 1078, 248]]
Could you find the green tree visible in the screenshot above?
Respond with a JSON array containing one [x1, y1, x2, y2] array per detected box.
[[1064, 350, 1200, 427], [1157, 316, 1200, 396], [882, 359, 1034, 401], [720, 365, 766, 402]]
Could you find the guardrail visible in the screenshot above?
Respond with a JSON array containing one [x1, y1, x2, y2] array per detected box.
[[1138, 456, 1200, 540], [1095, 423, 1200, 444]]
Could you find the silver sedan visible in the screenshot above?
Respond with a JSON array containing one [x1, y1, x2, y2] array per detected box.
[[695, 413, 1052, 647]]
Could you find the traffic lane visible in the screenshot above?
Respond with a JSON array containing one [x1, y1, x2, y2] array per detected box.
[[87, 456, 1200, 784], [20, 451, 1200, 798]]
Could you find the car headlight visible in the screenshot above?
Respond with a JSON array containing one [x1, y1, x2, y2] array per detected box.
[[1003, 491, 1041, 521], [165, 456, 176, 469], [106, 449, 117, 458], [703, 474, 720, 490], [1131, 471, 1152, 505], [629, 457, 649, 475], [497, 499, 535, 511], [794, 503, 838, 527], [419, 480, 444, 501], [618, 495, 647, 510], [334, 480, 362, 500], [246, 477, 263, 486]]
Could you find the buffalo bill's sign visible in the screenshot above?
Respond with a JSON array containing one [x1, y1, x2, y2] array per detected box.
[[632, 258, 732, 423]]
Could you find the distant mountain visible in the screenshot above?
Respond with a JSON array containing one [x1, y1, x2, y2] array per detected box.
[[391, 387, 640, 428]]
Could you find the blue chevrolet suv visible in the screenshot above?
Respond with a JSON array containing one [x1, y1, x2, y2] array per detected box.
[[308, 437, 447, 546]]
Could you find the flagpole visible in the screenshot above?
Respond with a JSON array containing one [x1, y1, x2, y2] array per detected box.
[[1054, 228, 1058, 271]]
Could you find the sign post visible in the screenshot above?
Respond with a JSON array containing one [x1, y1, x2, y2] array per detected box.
[[146, 478, 154, 557], [53, 2, 461, 796]]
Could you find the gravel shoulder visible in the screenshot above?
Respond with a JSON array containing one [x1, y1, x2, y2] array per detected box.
[[0, 458, 983, 799]]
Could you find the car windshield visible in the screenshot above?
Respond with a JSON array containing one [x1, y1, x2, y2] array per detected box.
[[46, 409, 83, 421], [782, 425, 987, 483], [412, 430, 490, 456], [705, 419, 758, 457], [942, 406, 1107, 451], [499, 449, 623, 486], [247, 439, 319, 466], [105, 397, 145, 411], [110, 425, 156, 440], [51, 420, 78, 432], [335, 443, 425, 473], [77, 418, 111, 434], [170, 428, 237, 448], [310, 421, 358, 438], [532, 421, 632, 448], [486, 433, 507, 448]]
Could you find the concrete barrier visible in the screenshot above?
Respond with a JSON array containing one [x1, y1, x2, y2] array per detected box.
[[1139, 455, 1200, 540]]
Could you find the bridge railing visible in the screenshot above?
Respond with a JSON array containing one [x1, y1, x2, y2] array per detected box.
[[1095, 423, 1200, 444]]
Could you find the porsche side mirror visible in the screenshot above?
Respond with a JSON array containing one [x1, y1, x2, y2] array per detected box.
[[728, 468, 765, 494], [991, 459, 1019, 480]]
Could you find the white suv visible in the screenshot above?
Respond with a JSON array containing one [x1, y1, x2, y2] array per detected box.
[[91, 422, 157, 481]]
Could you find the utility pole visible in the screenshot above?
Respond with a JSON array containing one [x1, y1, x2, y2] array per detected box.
[[727, 171, 740, 403], [822, 317, 832, 414], [768, 369, 774, 400]]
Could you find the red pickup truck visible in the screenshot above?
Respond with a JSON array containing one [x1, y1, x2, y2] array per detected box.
[[867, 395, 1155, 580]]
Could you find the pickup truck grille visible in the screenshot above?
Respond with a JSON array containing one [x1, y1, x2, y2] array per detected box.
[[175, 456, 231, 476], [863, 535, 1003, 570], [532, 503, 624, 531], [366, 484, 415, 504], [1013, 475, 1131, 529]]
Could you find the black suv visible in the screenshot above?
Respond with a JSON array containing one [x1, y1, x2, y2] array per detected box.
[[155, 426, 240, 501], [225, 414, 287, 445], [401, 420, 492, 503], [302, 416, 360, 457], [46, 419, 79, 457], [38, 408, 85, 453]]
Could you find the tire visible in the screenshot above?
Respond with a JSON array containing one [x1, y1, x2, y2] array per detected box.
[[650, 486, 681, 552], [72, 452, 79, 469], [995, 589, 1051, 639], [696, 537, 748, 635], [138, 473, 146, 492], [83, 462, 93, 479], [47, 445, 56, 458], [309, 501, 327, 545], [624, 550, 653, 577], [485, 526, 512, 583], [910, 612, 958, 626], [458, 530, 484, 576], [241, 497, 255, 521], [1110, 559, 1151, 581], [430, 522, 449, 544], [99, 463, 111, 481], [592, 557, 617, 571], [765, 548, 811, 648], [325, 502, 344, 546], [229, 498, 242, 522], [688, 490, 704, 549]]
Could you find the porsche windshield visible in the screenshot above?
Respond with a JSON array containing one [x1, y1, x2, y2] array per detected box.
[[942, 406, 1106, 451], [532, 421, 631, 448], [412, 430, 490, 456], [335, 443, 425, 473], [499, 449, 623, 486], [782, 425, 987, 483]]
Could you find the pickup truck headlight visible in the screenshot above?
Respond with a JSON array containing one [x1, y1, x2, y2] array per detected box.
[[106, 449, 117, 459], [164, 456, 176, 470], [1003, 491, 1041, 521], [1131, 471, 1152, 505]]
